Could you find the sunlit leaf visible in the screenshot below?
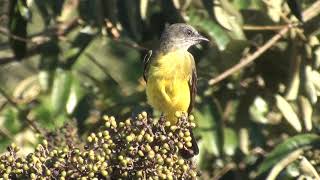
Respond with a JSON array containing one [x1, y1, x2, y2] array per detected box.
[[299, 156, 320, 179], [66, 78, 85, 114], [313, 45, 320, 69], [266, 0, 283, 22], [223, 128, 238, 156], [275, 94, 302, 132], [140, 0, 148, 20], [13, 76, 40, 104], [311, 70, 320, 91], [214, 0, 243, 29], [51, 69, 73, 115], [298, 96, 312, 131], [249, 96, 269, 124], [285, 44, 301, 100], [304, 65, 317, 104]]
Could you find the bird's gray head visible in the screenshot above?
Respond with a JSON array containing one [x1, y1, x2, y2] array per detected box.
[[159, 23, 209, 52]]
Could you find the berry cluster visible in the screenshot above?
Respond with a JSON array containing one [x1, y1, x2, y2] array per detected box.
[[0, 112, 199, 179]]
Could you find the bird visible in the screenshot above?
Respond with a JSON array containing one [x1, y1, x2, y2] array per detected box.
[[143, 23, 209, 158]]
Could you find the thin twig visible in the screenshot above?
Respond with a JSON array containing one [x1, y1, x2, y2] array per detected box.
[[266, 149, 303, 180], [104, 19, 148, 51], [0, 45, 40, 65], [243, 25, 287, 31], [84, 53, 111, 77], [0, 27, 34, 43], [212, 163, 236, 180], [301, 0, 320, 22], [111, 38, 148, 51], [208, 0, 320, 85], [208, 25, 291, 85], [0, 87, 19, 108]]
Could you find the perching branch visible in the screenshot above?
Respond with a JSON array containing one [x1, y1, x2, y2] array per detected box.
[[0, 17, 79, 65], [208, 0, 320, 85]]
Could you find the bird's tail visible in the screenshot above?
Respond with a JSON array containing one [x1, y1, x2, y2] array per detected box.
[[179, 128, 199, 159], [166, 112, 199, 159]]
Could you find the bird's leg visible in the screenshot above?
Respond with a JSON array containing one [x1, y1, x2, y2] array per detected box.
[[160, 113, 165, 119]]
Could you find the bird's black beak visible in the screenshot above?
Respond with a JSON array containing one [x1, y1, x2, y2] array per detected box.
[[193, 34, 209, 43], [197, 34, 209, 42]]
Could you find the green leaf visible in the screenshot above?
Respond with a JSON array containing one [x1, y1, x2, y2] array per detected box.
[[233, 0, 264, 9], [223, 128, 238, 156], [66, 78, 85, 114], [117, 0, 143, 41], [188, 9, 230, 50], [51, 69, 73, 115], [77, 37, 141, 95], [195, 103, 223, 157], [9, 0, 27, 59], [3, 107, 22, 134], [32, 102, 54, 129], [257, 134, 320, 175], [38, 41, 60, 91], [275, 94, 302, 132], [34, 0, 64, 24], [63, 27, 96, 68], [78, 0, 98, 25], [233, 0, 251, 9], [249, 96, 269, 124], [0, 138, 10, 153]]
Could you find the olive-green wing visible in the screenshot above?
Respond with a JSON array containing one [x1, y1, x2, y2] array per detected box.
[[143, 50, 153, 82], [187, 58, 197, 114], [181, 54, 200, 158]]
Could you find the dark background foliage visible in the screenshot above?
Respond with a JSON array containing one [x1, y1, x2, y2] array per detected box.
[[0, 0, 320, 179]]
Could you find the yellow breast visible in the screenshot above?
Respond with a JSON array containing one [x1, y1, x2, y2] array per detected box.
[[146, 50, 193, 123]]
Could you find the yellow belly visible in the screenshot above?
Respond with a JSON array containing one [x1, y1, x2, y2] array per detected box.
[[146, 78, 190, 115], [146, 50, 193, 123]]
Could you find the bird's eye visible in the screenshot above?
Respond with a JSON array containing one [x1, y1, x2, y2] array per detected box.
[[186, 29, 193, 36]]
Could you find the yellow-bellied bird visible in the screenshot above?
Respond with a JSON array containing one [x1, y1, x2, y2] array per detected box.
[[143, 23, 209, 158]]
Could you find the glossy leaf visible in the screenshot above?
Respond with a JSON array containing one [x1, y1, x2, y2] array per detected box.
[[257, 134, 320, 175], [299, 156, 320, 179], [304, 65, 317, 104], [275, 94, 302, 132], [66, 78, 85, 115], [285, 44, 301, 100], [298, 96, 312, 131], [249, 96, 269, 124]]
